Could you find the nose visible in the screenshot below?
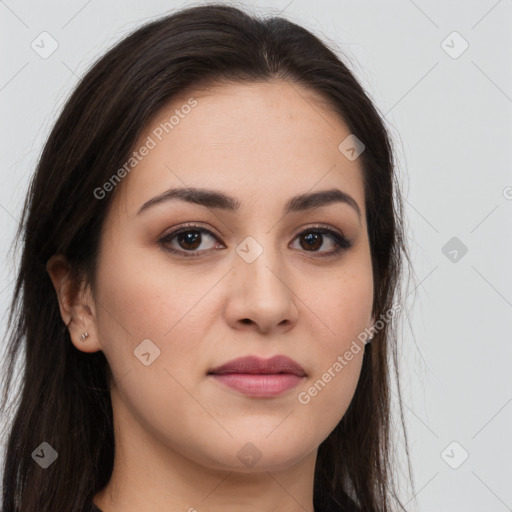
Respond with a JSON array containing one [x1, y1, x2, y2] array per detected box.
[[224, 242, 299, 335]]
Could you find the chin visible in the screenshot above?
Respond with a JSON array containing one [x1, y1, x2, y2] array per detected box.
[[196, 435, 316, 474]]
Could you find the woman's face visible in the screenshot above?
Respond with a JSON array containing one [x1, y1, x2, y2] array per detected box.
[[89, 80, 374, 472]]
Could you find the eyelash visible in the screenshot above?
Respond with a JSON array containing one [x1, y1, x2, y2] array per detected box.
[[158, 222, 353, 258]]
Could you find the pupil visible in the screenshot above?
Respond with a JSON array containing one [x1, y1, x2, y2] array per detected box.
[[179, 231, 200, 249], [303, 233, 321, 250]]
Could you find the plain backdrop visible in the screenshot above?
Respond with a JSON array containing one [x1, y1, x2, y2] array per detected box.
[[1, 1, 511, 510]]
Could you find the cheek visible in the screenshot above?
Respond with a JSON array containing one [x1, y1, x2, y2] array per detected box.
[[303, 255, 373, 350], [92, 240, 197, 372], [92, 246, 210, 428], [291, 336, 365, 453], [293, 255, 372, 420], [97, 229, 209, 329]]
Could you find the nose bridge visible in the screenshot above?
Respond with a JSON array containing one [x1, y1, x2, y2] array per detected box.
[[235, 233, 286, 299], [227, 232, 298, 331]]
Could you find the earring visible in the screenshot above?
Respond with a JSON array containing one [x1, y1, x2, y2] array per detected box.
[[80, 331, 89, 341]]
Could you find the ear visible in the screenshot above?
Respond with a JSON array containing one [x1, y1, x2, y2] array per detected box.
[[46, 254, 102, 353]]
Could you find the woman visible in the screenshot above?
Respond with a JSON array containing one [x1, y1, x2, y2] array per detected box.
[[0, 3, 414, 511]]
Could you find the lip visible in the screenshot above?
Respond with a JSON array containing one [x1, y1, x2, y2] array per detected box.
[[208, 355, 306, 397]]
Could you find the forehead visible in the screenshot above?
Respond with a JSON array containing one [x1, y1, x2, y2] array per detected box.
[[111, 80, 366, 219]]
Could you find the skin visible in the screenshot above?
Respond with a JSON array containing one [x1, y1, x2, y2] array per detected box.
[[47, 80, 374, 512]]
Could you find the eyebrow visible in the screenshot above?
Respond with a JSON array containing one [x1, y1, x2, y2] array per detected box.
[[137, 186, 362, 221]]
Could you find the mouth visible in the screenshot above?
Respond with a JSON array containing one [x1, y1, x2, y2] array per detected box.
[[207, 355, 306, 397]]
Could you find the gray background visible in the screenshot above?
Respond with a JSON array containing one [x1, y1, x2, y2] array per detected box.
[[1, 0, 511, 510]]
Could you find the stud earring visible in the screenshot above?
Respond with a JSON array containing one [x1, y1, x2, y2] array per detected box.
[[80, 331, 89, 341]]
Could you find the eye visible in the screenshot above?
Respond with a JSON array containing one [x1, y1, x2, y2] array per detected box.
[[158, 223, 353, 258], [290, 225, 353, 257], [158, 223, 223, 257]]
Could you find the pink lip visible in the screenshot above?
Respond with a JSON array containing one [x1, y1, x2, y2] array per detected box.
[[208, 355, 306, 397]]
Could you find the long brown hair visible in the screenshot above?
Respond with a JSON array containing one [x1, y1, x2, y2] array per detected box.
[[1, 3, 414, 511]]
